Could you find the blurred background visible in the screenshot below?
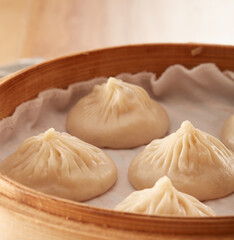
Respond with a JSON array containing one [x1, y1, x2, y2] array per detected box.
[[0, 0, 233, 66]]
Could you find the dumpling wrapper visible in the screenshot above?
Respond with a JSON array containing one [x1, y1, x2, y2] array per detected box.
[[0, 128, 117, 202], [221, 114, 234, 151], [129, 121, 234, 201], [66, 77, 169, 149], [115, 176, 216, 217]]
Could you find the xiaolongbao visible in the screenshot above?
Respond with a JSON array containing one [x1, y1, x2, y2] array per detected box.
[[128, 121, 234, 201], [66, 77, 169, 149], [115, 176, 216, 217], [221, 114, 234, 151], [0, 128, 117, 201]]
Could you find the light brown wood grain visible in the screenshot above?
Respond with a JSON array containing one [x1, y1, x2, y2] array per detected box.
[[0, 0, 32, 64], [0, 44, 233, 239], [0, 0, 234, 65]]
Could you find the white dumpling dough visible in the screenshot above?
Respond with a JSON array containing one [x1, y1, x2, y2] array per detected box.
[[66, 77, 169, 149], [221, 114, 234, 151], [128, 121, 234, 201], [115, 176, 216, 217], [0, 128, 117, 202]]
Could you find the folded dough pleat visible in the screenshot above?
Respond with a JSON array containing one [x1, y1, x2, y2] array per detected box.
[[115, 176, 216, 217], [0, 128, 117, 202], [129, 121, 234, 201], [66, 77, 169, 149]]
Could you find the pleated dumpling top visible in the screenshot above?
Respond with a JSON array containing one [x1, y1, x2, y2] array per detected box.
[[66, 77, 169, 149], [129, 121, 234, 201], [115, 176, 216, 217], [221, 114, 234, 151], [0, 128, 117, 201]]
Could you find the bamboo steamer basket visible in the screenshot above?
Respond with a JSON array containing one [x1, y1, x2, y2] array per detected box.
[[0, 43, 233, 240]]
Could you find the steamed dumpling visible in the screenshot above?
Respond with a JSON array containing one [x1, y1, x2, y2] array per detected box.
[[66, 77, 169, 149], [115, 176, 216, 217], [221, 114, 234, 151], [0, 129, 117, 201], [128, 121, 234, 201]]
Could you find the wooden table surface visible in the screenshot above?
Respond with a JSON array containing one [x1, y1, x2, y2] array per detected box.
[[0, 0, 234, 65]]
